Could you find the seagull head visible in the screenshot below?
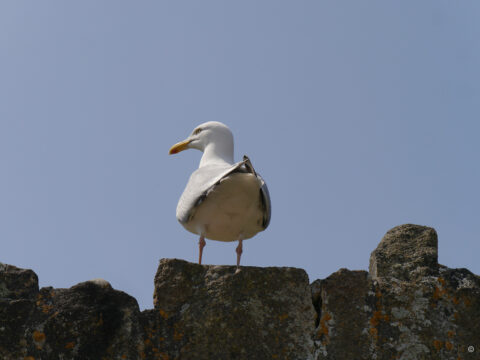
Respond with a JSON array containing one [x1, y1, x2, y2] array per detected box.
[[169, 121, 234, 155]]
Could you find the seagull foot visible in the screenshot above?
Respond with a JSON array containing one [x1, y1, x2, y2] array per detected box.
[[198, 235, 206, 264], [235, 239, 243, 268]]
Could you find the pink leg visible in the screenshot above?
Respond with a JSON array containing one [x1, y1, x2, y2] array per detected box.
[[235, 239, 243, 270], [198, 235, 206, 264]]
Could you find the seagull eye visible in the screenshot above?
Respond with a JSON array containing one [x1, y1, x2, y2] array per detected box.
[[193, 128, 202, 135]]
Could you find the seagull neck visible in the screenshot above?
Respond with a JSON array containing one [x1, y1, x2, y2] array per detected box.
[[199, 143, 234, 168]]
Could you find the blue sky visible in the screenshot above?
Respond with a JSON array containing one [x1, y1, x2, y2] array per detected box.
[[1, 1, 479, 310]]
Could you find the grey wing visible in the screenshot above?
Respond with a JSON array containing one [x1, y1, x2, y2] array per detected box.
[[176, 161, 247, 224], [243, 155, 271, 229]]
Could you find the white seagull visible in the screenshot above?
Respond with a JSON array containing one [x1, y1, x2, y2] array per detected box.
[[169, 121, 271, 270]]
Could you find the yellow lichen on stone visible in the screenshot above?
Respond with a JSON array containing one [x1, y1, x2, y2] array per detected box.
[[158, 352, 170, 360], [35, 294, 42, 306], [317, 312, 332, 338], [96, 315, 104, 327], [158, 309, 168, 319], [173, 328, 183, 341], [41, 304, 53, 314], [33, 331, 45, 342], [33, 330, 46, 348], [433, 339, 443, 350], [370, 310, 388, 327], [278, 313, 288, 321], [445, 341, 453, 350], [65, 342, 75, 349]]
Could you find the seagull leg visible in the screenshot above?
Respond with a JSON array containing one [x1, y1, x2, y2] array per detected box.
[[198, 235, 206, 264], [235, 239, 243, 272]]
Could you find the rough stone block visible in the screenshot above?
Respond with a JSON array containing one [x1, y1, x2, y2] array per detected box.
[[369, 224, 438, 281]]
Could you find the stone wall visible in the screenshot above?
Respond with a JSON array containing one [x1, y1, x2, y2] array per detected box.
[[1, 224, 478, 359]]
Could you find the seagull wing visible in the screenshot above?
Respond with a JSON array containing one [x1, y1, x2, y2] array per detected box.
[[176, 156, 271, 230], [243, 155, 271, 229], [176, 160, 246, 225]]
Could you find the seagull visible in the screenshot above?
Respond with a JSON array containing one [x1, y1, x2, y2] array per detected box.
[[169, 121, 271, 270]]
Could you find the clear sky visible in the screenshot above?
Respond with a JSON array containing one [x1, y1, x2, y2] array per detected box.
[[1, 1, 479, 310]]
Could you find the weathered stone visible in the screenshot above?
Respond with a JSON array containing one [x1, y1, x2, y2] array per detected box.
[[152, 258, 316, 360], [0, 224, 479, 360], [0, 263, 38, 300], [369, 224, 438, 281], [312, 269, 374, 359], [314, 224, 479, 360], [1, 278, 143, 360]]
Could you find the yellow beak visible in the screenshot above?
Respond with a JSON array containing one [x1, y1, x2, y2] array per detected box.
[[169, 139, 192, 155]]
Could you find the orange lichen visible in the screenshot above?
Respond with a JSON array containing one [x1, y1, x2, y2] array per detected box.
[[463, 297, 472, 307], [370, 311, 388, 327], [158, 309, 168, 319], [447, 330, 455, 338], [369, 309, 389, 342], [33, 331, 45, 342], [173, 328, 183, 341], [433, 278, 449, 301], [24, 357, 35, 360], [279, 313, 288, 321], [445, 341, 453, 351], [433, 339, 443, 350], [375, 288, 383, 309], [65, 342, 75, 349], [96, 315, 104, 327], [158, 353, 170, 360], [452, 297, 460, 305], [317, 312, 332, 338], [41, 304, 53, 314]]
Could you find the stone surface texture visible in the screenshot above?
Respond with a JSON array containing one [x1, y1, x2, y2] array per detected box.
[[1, 224, 478, 359]]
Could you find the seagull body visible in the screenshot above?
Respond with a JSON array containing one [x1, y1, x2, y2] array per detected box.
[[169, 121, 271, 269]]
